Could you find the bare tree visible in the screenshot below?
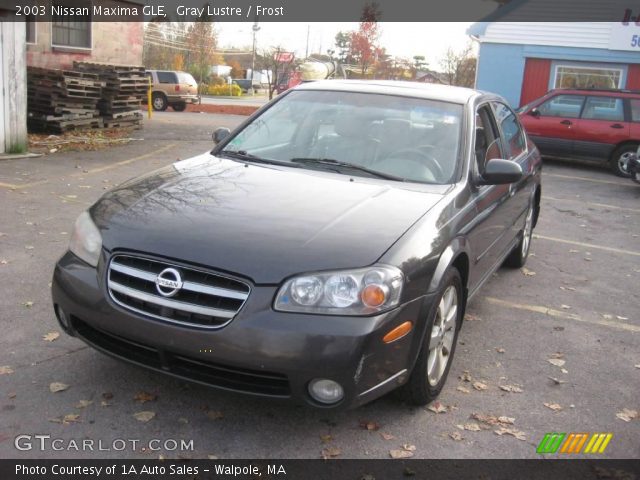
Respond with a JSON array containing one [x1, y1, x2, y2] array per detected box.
[[440, 44, 477, 88], [257, 46, 296, 100]]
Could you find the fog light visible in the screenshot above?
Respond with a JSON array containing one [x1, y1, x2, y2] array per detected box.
[[55, 305, 70, 329], [308, 378, 344, 404]]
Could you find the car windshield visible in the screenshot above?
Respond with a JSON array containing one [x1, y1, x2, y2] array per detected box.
[[220, 90, 464, 184]]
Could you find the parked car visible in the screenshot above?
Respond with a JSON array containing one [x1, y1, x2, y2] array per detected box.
[[145, 70, 199, 112], [518, 88, 640, 176], [52, 81, 541, 409]]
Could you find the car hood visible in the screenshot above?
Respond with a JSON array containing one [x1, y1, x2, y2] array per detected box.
[[92, 154, 445, 284]]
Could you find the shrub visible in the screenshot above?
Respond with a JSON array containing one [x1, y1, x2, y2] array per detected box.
[[207, 84, 242, 96]]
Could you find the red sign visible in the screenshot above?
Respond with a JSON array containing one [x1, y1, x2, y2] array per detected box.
[[274, 52, 294, 63]]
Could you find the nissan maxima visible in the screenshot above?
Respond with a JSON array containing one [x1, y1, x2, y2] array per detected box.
[[52, 81, 541, 408]]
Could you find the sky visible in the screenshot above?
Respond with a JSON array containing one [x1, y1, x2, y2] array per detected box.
[[216, 22, 478, 71]]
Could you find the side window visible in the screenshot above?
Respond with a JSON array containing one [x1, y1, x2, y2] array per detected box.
[[493, 102, 526, 159], [475, 105, 501, 174], [538, 94, 585, 118], [631, 99, 640, 123], [156, 71, 177, 84], [582, 97, 624, 122]]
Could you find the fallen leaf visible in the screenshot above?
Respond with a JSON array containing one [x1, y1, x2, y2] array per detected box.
[[100, 400, 112, 407], [207, 455, 218, 460], [494, 427, 526, 441], [602, 314, 613, 320], [25, 245, 34, 250], [75, 400, 93, 409], [206, 410, 223, 420], [8, 392, 17, 399], [457, 423, 481, 431], [0, 366, 14, 375], [569, 249, 579, 253], [473, 381, 488, 391], [495, 348, 505, 354], [456, 386, 470, 394], [133, 411, 155, 422], [560, 305, 571, 310], [550, 352, 565, 359], [49, 382, 69, 393], [0, 259, 8, 265], [427, 401, 449, 414], [521, 267, 536, 276], [615, 409, 638, 422], [43, 332, 60, 342], [544, 402, 563, 412], [464, 313, 480, 321], [553, 326, 565, 331], [133, 391, 157, 404], [471, 413, 515, 426], [548, 358, 566, 367], [320, 434, 333, 443], [449, 432, 464, 441], [22, 301, 34, 308], [402, 444, 416, 452], [62, 414, 80, 424], [359, 420, 380, 431], [499, 385, 523, 393], [178, 417, 189, 424], [102, 392, 114, 400], [635, 364, 640, 369], [548, 376, 566, 385], [459, 371, 472, 382], [380, 432, 395, 441], [560, 368, 569, 374], [321, 446, 341, 459], [616, 315, 629, 320], [583, 257, 592, 262], [389, 449, 413, 459]]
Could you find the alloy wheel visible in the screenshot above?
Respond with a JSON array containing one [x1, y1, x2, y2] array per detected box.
[[427, 285, 458, 386], [522, 204, 534, 257]]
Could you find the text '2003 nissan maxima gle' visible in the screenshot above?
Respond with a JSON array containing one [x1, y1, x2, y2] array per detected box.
[[52, 81, 541, 409]]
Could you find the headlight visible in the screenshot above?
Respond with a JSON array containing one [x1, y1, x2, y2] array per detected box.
[[274, 265, 403, 315], [68, 211, 102, 267]]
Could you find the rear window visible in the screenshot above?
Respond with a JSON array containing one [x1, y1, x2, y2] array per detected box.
[[582, 97, 624, 122], [156, 71, 178, 84], [630, 99, 640, 123], [177, 72, 196, 85]]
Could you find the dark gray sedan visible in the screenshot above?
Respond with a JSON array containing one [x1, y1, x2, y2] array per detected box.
[[52, 80, 541, 409]]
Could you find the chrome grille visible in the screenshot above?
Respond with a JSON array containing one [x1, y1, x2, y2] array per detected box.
[[107, 254, 250, 328]]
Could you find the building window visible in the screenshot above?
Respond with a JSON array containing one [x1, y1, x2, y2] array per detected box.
[[554, 65, 622, 90], [52, 1, 91, 49], [26, 16, 36, 44]]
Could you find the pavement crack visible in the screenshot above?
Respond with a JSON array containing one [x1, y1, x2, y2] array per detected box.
[[13, 346, 89, 370]]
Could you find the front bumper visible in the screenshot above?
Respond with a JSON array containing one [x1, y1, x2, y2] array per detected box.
[[52, 251, 433, 409]]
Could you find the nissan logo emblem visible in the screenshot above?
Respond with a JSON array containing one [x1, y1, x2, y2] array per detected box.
[[155, 268, 183, 297]]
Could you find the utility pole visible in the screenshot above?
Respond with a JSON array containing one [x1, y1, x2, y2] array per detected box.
[[250, 20, 260, 95], [305, 25, 310, 59]]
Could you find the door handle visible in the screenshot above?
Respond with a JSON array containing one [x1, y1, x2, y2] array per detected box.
[[610, 124, 624, 129], [560, 120, 572, 125]]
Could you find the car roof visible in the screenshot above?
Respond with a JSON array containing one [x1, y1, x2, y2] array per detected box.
[[294, 80, 485, 104], [549, 88, 640, 98]]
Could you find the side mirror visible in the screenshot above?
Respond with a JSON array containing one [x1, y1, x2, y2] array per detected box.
[[212, 127, 231, 144], [529, 108, 540, 117], [480, 159, 523, 185]]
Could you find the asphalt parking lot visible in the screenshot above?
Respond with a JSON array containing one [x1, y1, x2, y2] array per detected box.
[[0, 111, 638, 460]]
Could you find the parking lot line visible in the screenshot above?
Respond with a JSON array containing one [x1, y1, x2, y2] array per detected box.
[[72, 143, 177, 176], [542, 172, 633, 187], [533, 234, 640, 257], [0, 179, 49, 190], [485, 297, 639, 333], [543, 196, 640, 214]]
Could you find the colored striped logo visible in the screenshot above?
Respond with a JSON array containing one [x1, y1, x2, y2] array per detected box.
[[537, 433, 613, 454]]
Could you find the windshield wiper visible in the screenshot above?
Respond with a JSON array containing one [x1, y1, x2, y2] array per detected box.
[[290, 158, 405, 181], [219, 150, 296, 168]]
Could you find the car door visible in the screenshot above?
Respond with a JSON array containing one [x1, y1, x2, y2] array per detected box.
[[521, 93, 585, 157], [573, 95, 629, 161], [466, 104, 513, 291], [492, 101, 533, 246], [630, 98, 640, 142]]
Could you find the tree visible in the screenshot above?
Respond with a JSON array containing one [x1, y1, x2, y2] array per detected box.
[[172, 53, 184, 71], [334, 31, 352, 63], [257, 46, 297, 100], [228, 60, 243, 78], [412, 55, 427, 79], [185, 17, 218, 84], [349, 2, 381, 77], [439, 44, 477, 88]]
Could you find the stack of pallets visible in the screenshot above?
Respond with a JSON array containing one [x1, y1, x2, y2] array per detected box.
[[27, 67, 104, 133], [73, 62, 147, 128]]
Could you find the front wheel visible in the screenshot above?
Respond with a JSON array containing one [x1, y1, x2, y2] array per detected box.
[[401, 268, 462, 406], [504, 201, 534, 268], [610, 144, 637, 177], [152, 92, 168, 112]]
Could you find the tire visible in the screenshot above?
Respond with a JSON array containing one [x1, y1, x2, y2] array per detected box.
[[152, 92, 168, 112], [610, 144, 637, 177], [401, 268, 463, 406], [504, 199, 535, 268], [172, 102, 187, 112]]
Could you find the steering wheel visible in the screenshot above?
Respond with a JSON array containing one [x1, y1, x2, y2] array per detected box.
[[375, 148, 444, 181]]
